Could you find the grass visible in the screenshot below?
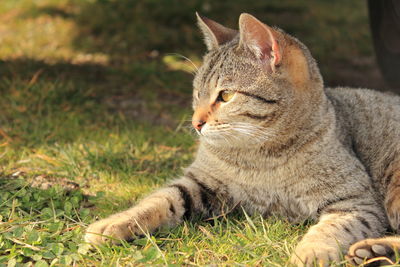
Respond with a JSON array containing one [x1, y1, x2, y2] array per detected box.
[[0, 0, 389, 266]]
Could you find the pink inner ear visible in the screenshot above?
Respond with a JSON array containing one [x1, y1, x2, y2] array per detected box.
[[268, 32, 281, 66], [271, 40, 281, 65], [250, 25, 272, 59], [260, 43, 272, 60], [239, 14, 281, 67]]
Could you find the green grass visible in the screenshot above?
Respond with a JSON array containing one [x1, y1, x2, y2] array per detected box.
[[0, 0, 388, 266]]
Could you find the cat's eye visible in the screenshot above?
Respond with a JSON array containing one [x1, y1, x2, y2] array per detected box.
[[218, 90, 235, 102]]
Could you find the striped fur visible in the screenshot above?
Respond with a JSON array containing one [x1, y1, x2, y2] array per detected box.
[[85, 13, 400, 266]]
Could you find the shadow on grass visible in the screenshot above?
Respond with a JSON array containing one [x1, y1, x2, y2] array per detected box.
[[0, 59, 108, 83], [0, 56, 193, 147]]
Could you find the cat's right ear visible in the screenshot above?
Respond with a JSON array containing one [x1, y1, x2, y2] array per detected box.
[[196, 12, 237, 51], [238, 13, 282, 72]]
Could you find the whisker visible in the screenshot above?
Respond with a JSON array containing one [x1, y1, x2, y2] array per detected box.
[[229, 123, 283, 144], [201, 121, 285, 146], [166, 53, 199, 74]]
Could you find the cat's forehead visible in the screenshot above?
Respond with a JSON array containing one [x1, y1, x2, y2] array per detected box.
[[194, 47, 261, 91]]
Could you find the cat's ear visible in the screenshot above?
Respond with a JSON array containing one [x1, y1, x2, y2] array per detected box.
[[196, 12, 237, 51], [238, 13, 282, 71]]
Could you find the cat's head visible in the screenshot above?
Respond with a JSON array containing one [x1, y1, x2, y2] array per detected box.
[[192, 13, 324, 149]]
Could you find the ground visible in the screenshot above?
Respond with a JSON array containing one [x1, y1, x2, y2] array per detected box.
[[0, 0, 391, 266]]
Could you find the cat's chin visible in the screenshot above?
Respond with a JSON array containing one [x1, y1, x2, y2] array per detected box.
[[200, 135, 264, 148]]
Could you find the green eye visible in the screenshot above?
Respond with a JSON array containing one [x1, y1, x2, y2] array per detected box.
[[219, 90, 235, 102]]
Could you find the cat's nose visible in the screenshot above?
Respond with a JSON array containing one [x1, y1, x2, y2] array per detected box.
[[192, 120, 206, 130], [192, 107, 208, 131]]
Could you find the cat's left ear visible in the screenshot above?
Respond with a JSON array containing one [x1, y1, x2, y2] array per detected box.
[[238, 13, 282, 72], [196, 12, 237, 51]]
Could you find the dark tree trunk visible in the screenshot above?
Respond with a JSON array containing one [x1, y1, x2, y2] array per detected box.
[[368, 0, 400, 94]]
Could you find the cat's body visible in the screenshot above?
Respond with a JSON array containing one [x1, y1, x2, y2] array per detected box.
[[327, 88, 400, 200], [85, 13, 400, 266]]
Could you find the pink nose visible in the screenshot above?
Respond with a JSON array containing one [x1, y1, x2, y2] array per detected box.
[[192, 120, 206, 130], [192, 106, 208, 131]]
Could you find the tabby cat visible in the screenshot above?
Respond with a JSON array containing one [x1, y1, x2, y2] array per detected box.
[[85, 13, 400, 266]]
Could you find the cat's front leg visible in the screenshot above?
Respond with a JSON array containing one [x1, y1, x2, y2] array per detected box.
[[290, 200, 386, 267], [85, 175, 215, 245]]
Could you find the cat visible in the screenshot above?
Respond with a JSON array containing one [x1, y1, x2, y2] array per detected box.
[[84, 13, 400, 266]]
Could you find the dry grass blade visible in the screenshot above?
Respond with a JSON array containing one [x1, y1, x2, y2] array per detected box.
[[364, 256, 395, 265]]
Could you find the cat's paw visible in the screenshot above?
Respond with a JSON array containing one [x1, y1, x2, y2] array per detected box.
[[290, 242, 340, 267], [346, 238, 400, 266], [85, 215, 143, 245]]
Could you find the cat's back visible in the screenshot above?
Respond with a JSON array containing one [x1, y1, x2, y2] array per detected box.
[[326, 87, 400, 193], [326, 87, 400, 132]]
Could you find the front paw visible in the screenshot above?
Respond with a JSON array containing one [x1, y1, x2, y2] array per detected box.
[[85, 214, 144, 245], [290, 242, 341, 267]]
